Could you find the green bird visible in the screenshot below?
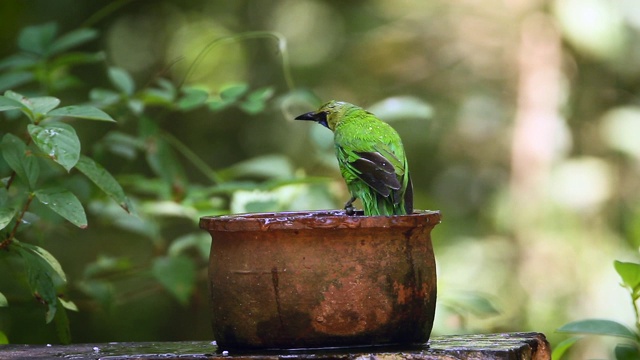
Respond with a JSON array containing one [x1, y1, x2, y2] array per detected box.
[[295, 100, 413, 216]]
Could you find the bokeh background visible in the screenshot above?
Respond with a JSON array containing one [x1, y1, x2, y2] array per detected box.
[[1, 0, 640, 358]]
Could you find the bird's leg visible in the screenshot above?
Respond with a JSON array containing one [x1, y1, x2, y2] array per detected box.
[[344, 196, 357, 216]]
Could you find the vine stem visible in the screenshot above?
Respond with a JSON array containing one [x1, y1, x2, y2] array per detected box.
[[0, 193, 35, 250], [180, 31, 295, 92], [80, 0, 133, 28], [160, 131, 223, 184]]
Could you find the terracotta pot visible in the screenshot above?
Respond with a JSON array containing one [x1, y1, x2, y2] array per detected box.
[[199, 210, 441, 351]]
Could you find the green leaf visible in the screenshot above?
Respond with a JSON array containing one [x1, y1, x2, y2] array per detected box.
[[0, 94, 26, 111], [83, 255, 132, 278], [207, 98, 231, 111], [50, 28, 98, 55], [1, 133, 40, 189], [0, 331, 7, 345], [152, 255, 196, 305], [443, 291, 501, 318], [108, 67, 135, 96], [178, 87, 209, 110], [0, 53, 38, 71], [220, 83, 248, 101], [615, 344, 640, 360], [51, 51, 105, 69], [50, 75, 82, 93], [48, 105, 115, 122], [557, 319, 637, 339], [34, 187, 87, 228], [140, 79, 174, 106], [143, 130, 186, 190], [240, 86, 274, 115], [30, 96, 60, 116], [240, 99, 268, 114], [88, 198, 158, 239], [0, 292, 8, 307], [218, 154, 294, 181], [11, 239, 65, 323], [4, 89, 27, 103], [89, 88, 121, 106], [551, 336, 579, 360], [18, 22, 58, 56], [248, 86, 275, 102], [28, 122, 81, 171], [157, 78, 176, 93], [240, 87, 274, 115], [0, 207, 15, 231], [78, 279, 114, 310], [0, 72, 34, 92], [75, 155, 132, 213], [127, 99, 144, 115], [17, 241, 67, 284], [99, 131, 141, 160], [141, 88, 174, 106], [3, 90, 34, 120], [59, 298, 78, 312], [0, 188, 7, 206], [615, 261, 640, 295], [168, 233, 211, 260]]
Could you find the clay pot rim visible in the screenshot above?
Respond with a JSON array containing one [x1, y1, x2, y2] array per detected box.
[[199, 209, 441, 232]]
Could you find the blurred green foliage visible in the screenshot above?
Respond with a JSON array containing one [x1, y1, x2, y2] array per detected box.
[[0, 11, 324, 344], [0, 86, 119, 343], [0, 1, 639, 358], [554, 260, 640, 359]]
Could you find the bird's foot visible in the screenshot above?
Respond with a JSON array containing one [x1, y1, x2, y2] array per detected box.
[[344, 196, 357, 216], [345, 205, 356, 216]]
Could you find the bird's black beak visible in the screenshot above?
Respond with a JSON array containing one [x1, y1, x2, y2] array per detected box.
[[294, 111, 320, 121], [295, 110, 329, 128]]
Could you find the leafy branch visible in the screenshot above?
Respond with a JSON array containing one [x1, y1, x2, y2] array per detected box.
[[0, 89, 126, 343], [554, 260, 640, 360]]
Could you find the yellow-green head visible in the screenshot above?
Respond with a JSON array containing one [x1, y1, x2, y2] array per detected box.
[[294, 100, 366, 131]]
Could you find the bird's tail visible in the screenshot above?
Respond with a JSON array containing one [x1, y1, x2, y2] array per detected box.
[[361, 189, 409, 216]]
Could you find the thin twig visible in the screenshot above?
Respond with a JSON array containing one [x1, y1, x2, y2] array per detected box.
[[1, 193, 35, 250], [5, 172, 16, 190], [81, 0, 133, 28], [160, 131, 223, 184]]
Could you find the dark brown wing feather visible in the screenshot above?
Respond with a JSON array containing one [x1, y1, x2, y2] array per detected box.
[[403, 175, 413, 213], [350, 151, 401, 197]]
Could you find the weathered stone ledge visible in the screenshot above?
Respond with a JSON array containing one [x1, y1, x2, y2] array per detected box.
[[0, 332, 550, 360]]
